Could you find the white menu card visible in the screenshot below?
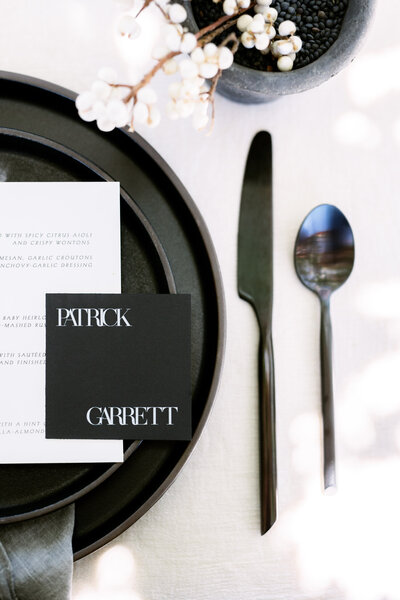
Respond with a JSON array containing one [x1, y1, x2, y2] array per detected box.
[[0, 182, 123, 463]]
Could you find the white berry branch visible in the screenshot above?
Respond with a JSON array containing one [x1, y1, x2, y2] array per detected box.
[[76, 0, 302, 132]]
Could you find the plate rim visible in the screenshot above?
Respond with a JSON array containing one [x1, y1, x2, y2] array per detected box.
[[0, 71, 227, 559]]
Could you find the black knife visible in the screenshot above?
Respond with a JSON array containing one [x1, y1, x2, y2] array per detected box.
[[237, 131, 277, 534]]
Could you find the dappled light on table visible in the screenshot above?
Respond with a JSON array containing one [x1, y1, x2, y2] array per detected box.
[[346, 46, 400, 108], [282, 455, 400, 600], [74, 545, 142, 600], [332, 111, 381, 149]]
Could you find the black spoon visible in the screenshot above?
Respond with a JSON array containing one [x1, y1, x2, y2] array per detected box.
[[294, 204, 355, 491]]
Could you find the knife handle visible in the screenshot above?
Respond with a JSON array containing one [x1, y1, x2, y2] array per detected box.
[[320, 297, 336, 492], [259, 328, 277, 534]]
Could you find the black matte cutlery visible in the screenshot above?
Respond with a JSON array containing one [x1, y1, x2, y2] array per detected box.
[[294, 204, 355, 491], [237, 131, 277, 534]]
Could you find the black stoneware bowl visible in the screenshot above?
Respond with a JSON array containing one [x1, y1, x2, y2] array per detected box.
[[184, 0, 376, 103]]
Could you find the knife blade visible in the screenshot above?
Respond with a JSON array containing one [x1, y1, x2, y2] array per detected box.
[[237, 131, 277, 534]]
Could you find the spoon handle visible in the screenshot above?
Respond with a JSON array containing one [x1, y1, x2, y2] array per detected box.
[[320, 297, 336, 491], [259, 329, 277, 533]]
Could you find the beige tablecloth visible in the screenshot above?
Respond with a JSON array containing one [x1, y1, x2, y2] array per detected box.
[[1, 1, 399, 598]]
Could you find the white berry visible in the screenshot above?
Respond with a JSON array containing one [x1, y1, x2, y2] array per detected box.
[[264, 23, 276, 38], [291, 35, 303, 52], [76, 91, 95, 112], [163, 58, 178, 75], [261, 6, 278, 22], [273, 39, 294, 55], [241, 31, 255, 49], [222, 0, 236, 15], [91, 80, 111, 102], [168, 3, 187, 23], [107, 99, 129, 127], [181, 32, 197, 53], [176, 99, 195, 118], [199, 61, 219, 79], [137, 86, 157, 105], [110, 85, 131, 101], [97, 116, 115, 132], [278, 20, 296, 36], [133, 101, 149, 123], [191, 47, 205, 64], [277, 55, 293, 71], [165, 24, 183, 51], [179, 58, 199, 79], [248, 14, 265, 33], [222, 2, 234, 14], [237, 14, 253, 32], [255, 33, 270, 51], [218, 47, 234, 69], [204, 43, 218, 58], [118, 15, 141, 39]]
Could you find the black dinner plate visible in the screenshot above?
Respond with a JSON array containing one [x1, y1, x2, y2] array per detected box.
[[0, 127, 176, 523], [0, 72, 225, 559]]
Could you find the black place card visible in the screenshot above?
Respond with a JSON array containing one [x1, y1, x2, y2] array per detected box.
[[45, 294, 191, 441]]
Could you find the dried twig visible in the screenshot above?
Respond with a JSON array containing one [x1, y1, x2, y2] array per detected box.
[[196, 2, 255, 40], [154, 1, 170, 21], [207, 71, 221, 133], [135, 0, 155, 18], [127, 50, 180, 102], [206, 32, 239, 133]]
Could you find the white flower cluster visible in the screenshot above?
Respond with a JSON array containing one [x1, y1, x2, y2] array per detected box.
[[236, 0, 302, 72], [237, 13, 276, 51], [159, 32, 234, 77], [152, 4, 197, 60], [76, 0, 303, 133], [75, 68, 160, 131], [166, 42, 234, 130], [191, 43, 234, 78], [271, 20, 302, 71], [76, 68, 132, 132], [117, 1, 190, 49], [167, 76, 210, 130], [236, 0, 277, 52]]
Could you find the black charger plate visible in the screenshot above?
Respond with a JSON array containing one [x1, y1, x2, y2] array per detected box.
[[0, 72, 225, 559], [0, 127, 176, 523]]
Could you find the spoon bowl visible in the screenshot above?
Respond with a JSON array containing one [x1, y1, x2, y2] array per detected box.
[[294, 204, 355, 490], [295, 204, 354, 299]]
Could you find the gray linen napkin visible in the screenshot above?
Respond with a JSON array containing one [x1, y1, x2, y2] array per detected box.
[[0, 505, 74, 600]]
